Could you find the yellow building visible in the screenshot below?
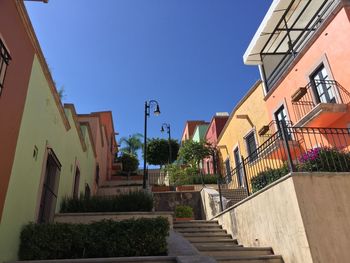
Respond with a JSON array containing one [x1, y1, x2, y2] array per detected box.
[[217, 80, 270, 190]]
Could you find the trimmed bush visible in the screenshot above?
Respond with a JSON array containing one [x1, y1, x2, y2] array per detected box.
[[19, 217, 169, 260], [190, 174, 218, 184], [60, 191, 153, 213], [251, 165, 289, 193], [175, 205, 193, 218]]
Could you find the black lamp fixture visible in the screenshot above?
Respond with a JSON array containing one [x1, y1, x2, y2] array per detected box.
[[143, 100, 160, 189], [161, 123, 172, 164]]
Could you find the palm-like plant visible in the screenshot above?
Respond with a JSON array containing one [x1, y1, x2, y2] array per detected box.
[[119, 133, 143, 157]]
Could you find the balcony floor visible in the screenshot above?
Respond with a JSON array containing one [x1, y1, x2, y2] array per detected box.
[[294, 103, 348, 128]]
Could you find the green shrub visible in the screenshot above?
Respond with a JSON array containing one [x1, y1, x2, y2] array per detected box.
[[175, 205, 193, 218], [60, 191, 153, 213], [19, 217, 169, 260], [117, 153, 139, 173], [190, 174, 218, 184], [251, 165, 289, 193]]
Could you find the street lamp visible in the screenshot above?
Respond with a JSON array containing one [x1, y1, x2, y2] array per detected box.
[[143, 100, 161, 189], [161, 123, 172, 164]]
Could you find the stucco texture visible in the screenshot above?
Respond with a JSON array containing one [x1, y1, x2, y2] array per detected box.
[[213, 173, 350, 263], [0, 56, 96, 262], [217, 82, 269, 186], [265, 6, 350, 128]]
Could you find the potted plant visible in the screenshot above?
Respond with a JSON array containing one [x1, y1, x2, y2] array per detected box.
[[175, 205, 194, 221], [151, 184, 171, 192]]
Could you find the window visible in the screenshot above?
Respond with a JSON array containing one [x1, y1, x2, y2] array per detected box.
[[0, 38, 11, 96], [275, 105, 292, 140], [245, 131, 257, 162], [233, 147, 244, 187], [311, 64, 336, 104], [95, 164, 100, 185], [85, 184, 91, 198], [206, 161, 210, 175], [225, 158, 231, 183], [73, 167, 80, 199], [38, 150, 61, 223]]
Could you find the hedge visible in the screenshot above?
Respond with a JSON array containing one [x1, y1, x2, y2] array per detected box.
[[60, 191, 153, 213], [251, 165, 289, 193], [19, 217, 169, 260], [175, 205, 193, 218]]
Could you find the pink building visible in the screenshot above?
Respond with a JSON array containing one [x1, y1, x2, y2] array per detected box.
[[203, 113, 229, 174]]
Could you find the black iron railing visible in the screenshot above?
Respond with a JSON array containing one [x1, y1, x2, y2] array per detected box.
[[227, 124, 350, 194], [292, 80, 350, 123]]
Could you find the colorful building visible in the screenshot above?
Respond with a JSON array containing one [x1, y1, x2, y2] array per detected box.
[[202, 113, 229, 175], [191, 123, 210, 143], [217, 81, 269, 188], [244, 0, 350, 132], [180, 120, 207, 143], [0, 1, 118, 261]]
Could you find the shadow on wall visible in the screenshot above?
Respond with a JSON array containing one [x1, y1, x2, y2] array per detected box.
[[153, 191, 204, 220]]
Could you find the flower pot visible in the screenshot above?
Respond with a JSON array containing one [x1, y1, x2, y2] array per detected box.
[[152, 186, 171, 192]]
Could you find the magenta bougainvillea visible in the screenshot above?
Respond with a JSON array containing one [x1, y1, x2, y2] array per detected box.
[[299, 148, 320, 163]]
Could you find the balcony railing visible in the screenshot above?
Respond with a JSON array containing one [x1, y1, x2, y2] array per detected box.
[[225, 124, 350, 194], [292, 80, 350, 124]]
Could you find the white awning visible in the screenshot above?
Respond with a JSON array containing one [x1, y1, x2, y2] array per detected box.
[[243, 0, 338, 65]]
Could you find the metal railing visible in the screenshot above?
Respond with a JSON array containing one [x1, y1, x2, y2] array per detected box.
[[292, 80, 350, 123], [227, 124, 350, 194]]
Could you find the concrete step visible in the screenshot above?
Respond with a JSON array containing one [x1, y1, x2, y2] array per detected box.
[[194, 244, 243, 249], [175, 225, 222, 231], [176, 229, 227, 234], [200, 247, 273, 257], [186, 237, 233, 243], [174, 220, 218, 224], [10, 256, 177, 263], [174, 223, 221, 228], [181, 232, 232, 239], [215, 255, 284, 263], [191, 239, 238, 245]]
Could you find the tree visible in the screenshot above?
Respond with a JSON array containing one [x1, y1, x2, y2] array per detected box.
[[119, 133, 143, 157], [117, 153, 139, 178], [178, 140, 212, 168], [146, 138, 180, 166]]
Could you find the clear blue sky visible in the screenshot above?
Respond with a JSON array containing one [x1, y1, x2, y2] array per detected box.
[[25, 0, 270, 142]]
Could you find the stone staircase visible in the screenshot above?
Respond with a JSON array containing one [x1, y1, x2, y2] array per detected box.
[[174, 220, 284, 263], [220, 188, 248, 207]]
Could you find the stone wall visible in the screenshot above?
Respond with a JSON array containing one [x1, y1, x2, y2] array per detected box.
[[211, 172, 350, 263], [153, 191, 203, 219]]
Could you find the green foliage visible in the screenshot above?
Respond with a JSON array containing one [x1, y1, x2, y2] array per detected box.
[[165, 164, 218, 186], [119, 133, 143, 157], [178, 140, 212, 167], [191, 174, 218, 184], [146, 138, 180, 166], [19, 217, 169, 260], [60, 191, 153, 213], [175, 205, 193, 218], [165, 164, 188, 186], [117, 153, 139, 173], [251, 165, 289, 193]]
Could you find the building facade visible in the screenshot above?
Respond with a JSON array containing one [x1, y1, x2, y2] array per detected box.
[[180, 120, 207, 143], [202, 113, 229, 175], [217, 81, 269, 188], [0, 1, 118, 261]]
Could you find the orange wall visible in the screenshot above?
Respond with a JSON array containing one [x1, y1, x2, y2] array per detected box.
[[265, 7, 350, 128], [0, 0, 35, 221]]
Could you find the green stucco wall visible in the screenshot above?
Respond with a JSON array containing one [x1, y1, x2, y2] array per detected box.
[[0, 56, 96, 262], [192, 124, 209, 142]]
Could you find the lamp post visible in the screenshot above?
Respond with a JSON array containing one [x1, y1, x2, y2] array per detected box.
[[161, 123, 172, 164], [143, 100, 161, 189]]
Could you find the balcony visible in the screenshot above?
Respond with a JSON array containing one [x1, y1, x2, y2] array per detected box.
[[292, 80, 350, 127]]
